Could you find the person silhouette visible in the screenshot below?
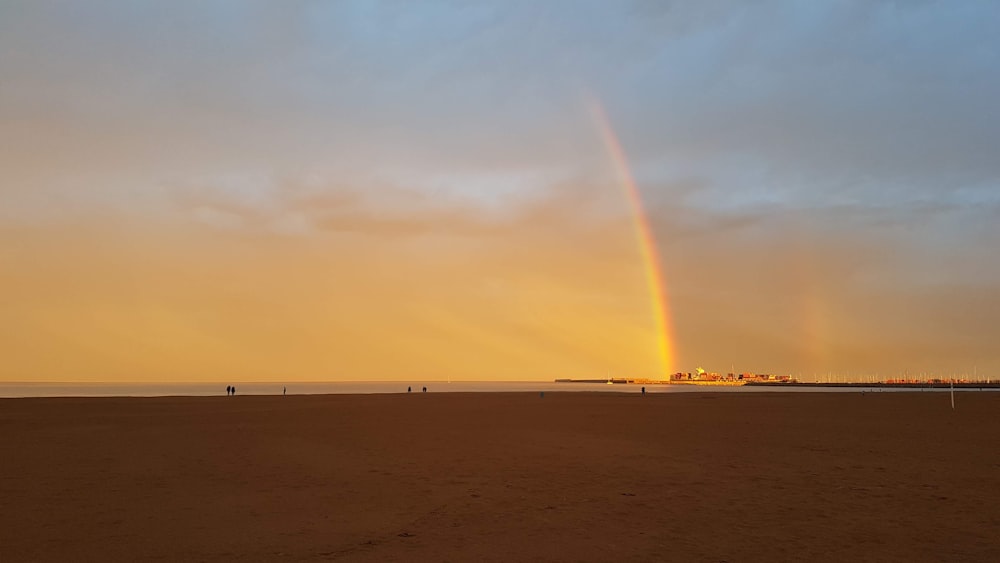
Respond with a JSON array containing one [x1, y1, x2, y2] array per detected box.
[[641, 386, 646, 396], [422, 386, 427, 393], [408, 386, 412, 393], [232, 386, 236, 396], [226, 385, 231, 396], [283, 386, 286, 396]]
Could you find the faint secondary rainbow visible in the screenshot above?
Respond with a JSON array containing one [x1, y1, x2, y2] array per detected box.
[[590, 100, 676, 377]]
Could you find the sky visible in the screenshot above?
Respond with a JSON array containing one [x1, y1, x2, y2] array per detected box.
[[2, 0, 999, 382]]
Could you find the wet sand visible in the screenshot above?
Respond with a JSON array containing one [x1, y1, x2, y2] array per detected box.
[[2, 391, 999, 561]]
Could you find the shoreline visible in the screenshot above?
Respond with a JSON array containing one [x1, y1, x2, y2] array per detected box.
[[4, 386, 999, 399], [4, 382, 999, 399]]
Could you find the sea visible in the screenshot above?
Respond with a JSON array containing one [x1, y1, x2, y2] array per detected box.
[[0, 381, 987, 398]]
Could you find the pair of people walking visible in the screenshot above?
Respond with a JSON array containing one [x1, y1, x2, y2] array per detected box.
[[226, 385, 236, 396]]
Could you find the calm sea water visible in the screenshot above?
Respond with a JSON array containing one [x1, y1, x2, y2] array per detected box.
[[0, 381, 984, 398]]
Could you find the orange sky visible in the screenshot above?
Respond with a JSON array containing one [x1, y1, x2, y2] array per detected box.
[[1, 191, 667, 381], [4, 180, 998, 382]]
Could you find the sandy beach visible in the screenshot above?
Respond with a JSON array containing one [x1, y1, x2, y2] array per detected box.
[[2, 391, 999, 561]]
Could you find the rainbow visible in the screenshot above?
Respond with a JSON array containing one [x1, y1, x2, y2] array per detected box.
[[590, 101, 676, 377]]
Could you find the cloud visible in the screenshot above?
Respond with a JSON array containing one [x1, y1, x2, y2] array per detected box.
[[613, 1, 1000, 210], [1, 0, 998, 380]]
